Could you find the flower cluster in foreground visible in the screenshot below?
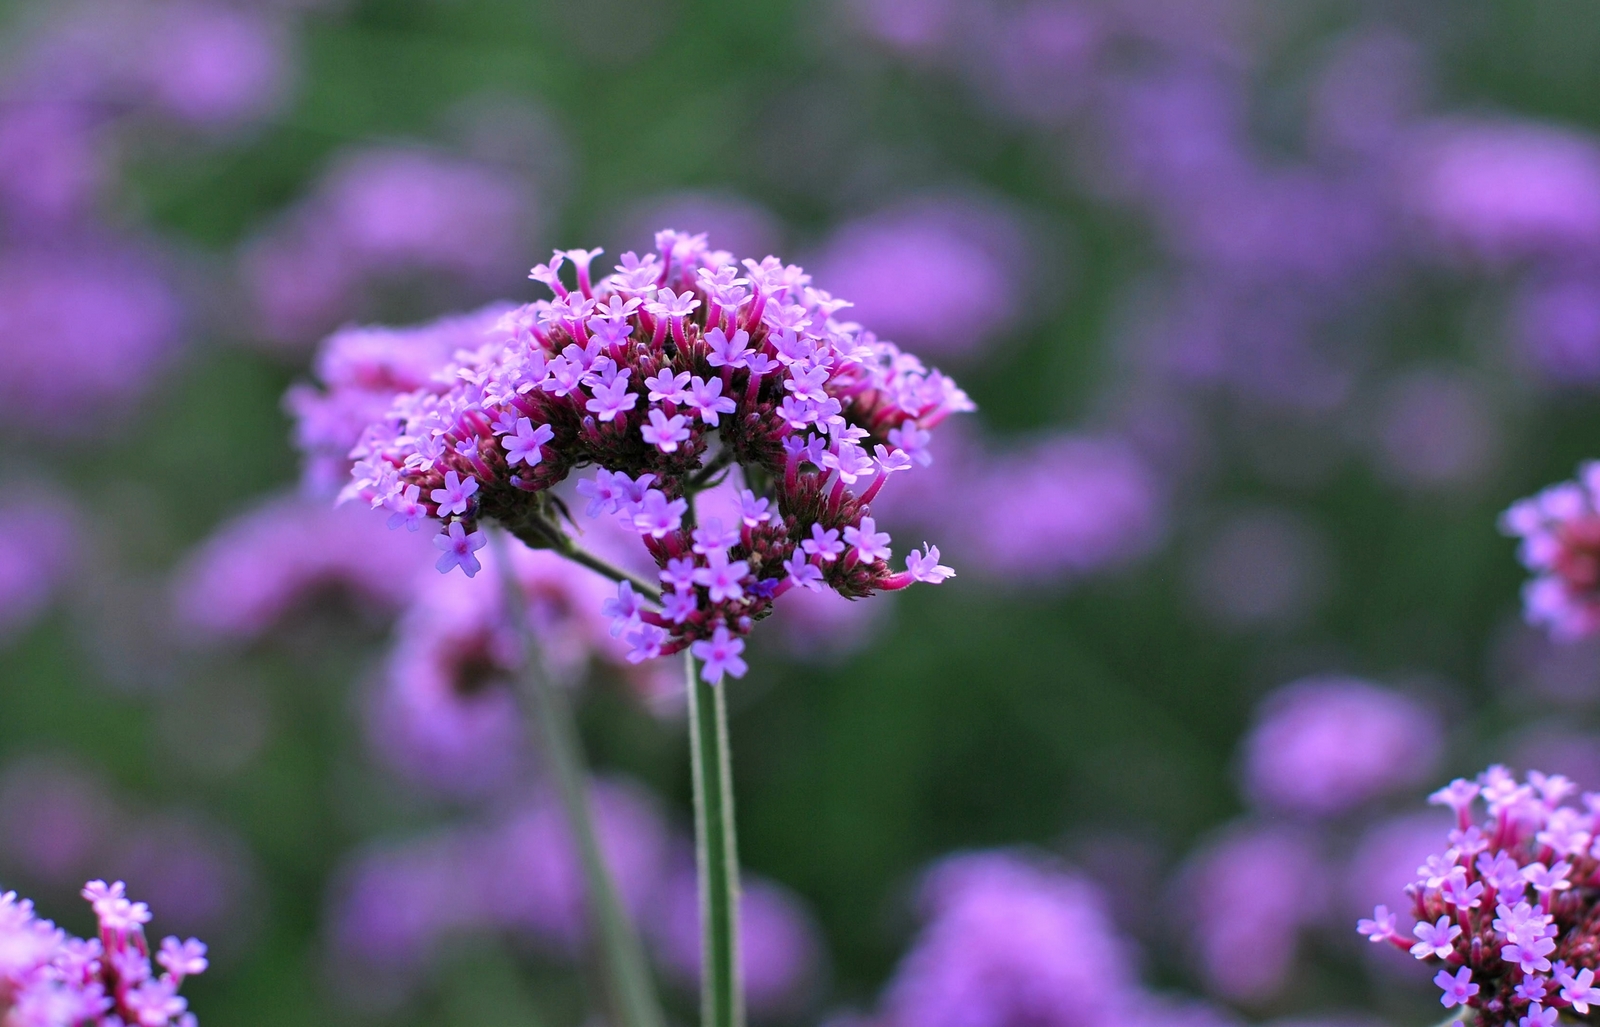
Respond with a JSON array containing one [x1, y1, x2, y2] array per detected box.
[[1358, 766, 1600, 1026], [1503, 463, 1600, 640], [331, 231, 970, 680], [0, 880, 206, 1026]]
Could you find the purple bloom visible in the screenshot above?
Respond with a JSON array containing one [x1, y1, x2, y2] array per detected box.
[[812, 194, 1034, 359], [1357, 905, 1397, 942], [693, 551, 750, 604], [171, 492, 431, 643], [705, 327, 753, 369], [243, 147, 538, 346], [1240, 677, 1443, 817], [686, 376, 736, 425], [784, 552, 825, 592], [632, 491, 688, 538], [430, 471, 479, 518], [503, 418, 555, 466], [843, 517, 892, 563], [802, 524, 845, 562], [645, 368, 692, 404], [905, 544, 954, 584], [433, 522, 487, 577], [1412, 915, 1462, 959], [640, 408, 692, 452], [690, 626, 747, 683], [1522, 1003, 1559, 1027], [880, 851, 1136, 1027], [586, 374, 640, 422], [1179, 824, 1323, 1003], [1437, 966, 1480, 1008]]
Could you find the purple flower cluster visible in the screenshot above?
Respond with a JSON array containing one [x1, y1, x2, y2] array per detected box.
[[1502, 464, 1600, 640], [1357, 766, 1600, 1026], [325, 231, 970, 680], [0, 880, 206, 1027]]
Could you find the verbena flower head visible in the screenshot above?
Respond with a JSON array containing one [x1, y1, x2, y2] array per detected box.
[[1357, 765, 1600, 1026], [1502, 464, 1600, 640], [0, 879, 205, 1027], [330, 231, 973, 681]]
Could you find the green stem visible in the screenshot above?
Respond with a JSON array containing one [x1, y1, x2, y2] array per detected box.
[[491, 532, 666, 1027], [554, 539, 663, 605], [685, 649, 744, 1027]]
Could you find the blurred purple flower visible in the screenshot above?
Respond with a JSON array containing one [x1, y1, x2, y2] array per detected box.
[[1404, 119, 1600, 267], [0, 239, 183, 429], [0, 758, 115, 888], [329, 778, 670, 981], [648, 858, 825, 1018], [0, 100, 106, 227], [1490, 618, 1600, 707], [976, 2, 1102, 126], [241, 147, 539, 346], [1369, 367, 1501, 492], [845, 0, 967, 59], [1184, 507, 1332, 630], [880, 850, 1138, 1027], [1241, 677, 1443, 818], [171, 492, 434, 644], [9, 0, 291, 123], [1512, 269, 1600, 387], [105, 812, 259, 947], [366, 541, 631, 798], [0, 488, 78, 643], [1501, 463, 1600, 640], [969, 434, 1165, 581], [1306, 29, 1427, 160], [812, 194, 1035, 359], [1176, 823, 1325, 1005]]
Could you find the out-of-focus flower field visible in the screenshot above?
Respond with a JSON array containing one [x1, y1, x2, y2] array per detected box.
[[5, 0, 1600, 1024]]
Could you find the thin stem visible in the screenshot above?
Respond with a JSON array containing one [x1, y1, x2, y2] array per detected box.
[[491, 532, 666, 1027], [685, 650, 744, 1027], [553, 539, 663, 604]]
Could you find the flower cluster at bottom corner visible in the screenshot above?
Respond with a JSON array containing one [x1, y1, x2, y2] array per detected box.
[[1356, 765, 1600, 1027], [1, 879, 207, 1027]]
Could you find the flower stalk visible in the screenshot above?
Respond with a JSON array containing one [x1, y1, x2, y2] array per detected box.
[[686, 646, 744, 1027], [492, 531, 665, 1027]]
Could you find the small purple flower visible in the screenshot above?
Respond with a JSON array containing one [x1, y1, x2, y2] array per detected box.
[[906, 544, 955, 583], [801, 524, 844, 562], [784, 553, 825, 593], [687, 376, 737, 426], [645, 368, 692, 404], [641, 409, 691, 453], [632, 490, 687, 538], [662, 590, 698, 624], [843, 517, 892, 563], [1411, 915, 1461, 959], [738, 490, 772, 525], [1560, 966, 1600, 1013], [705, 327, 753, 368], [691, 626, 748, 683], [602, 581, 645, 636], [692, 519, 741, 556], [661, 557, 698, 592], [430, 470, 478, 518], [1521, 1003, 1559, 1027], [503, 418, 555, 467], [1436, 966, 1479, 1008], [1357, 904, 1396, 941], [625, 623, 669, 664], [157, 937, 209, 982], [433, 522, 487, 577], [586, 375, 640, 422], [694, 551, 751, 604]]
